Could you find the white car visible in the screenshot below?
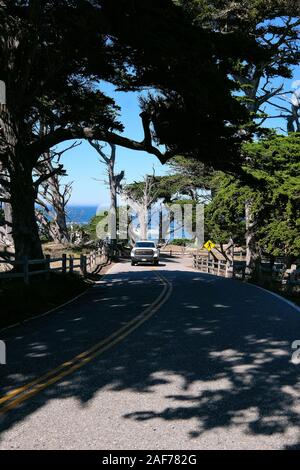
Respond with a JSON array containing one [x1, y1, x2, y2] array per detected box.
[[131, 241, 160, 266]]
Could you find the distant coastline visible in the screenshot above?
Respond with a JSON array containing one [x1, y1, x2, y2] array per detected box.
[[66, 205, 105, 225]]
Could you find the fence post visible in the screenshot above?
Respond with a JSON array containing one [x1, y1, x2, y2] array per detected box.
[[62, 253, 67, 274], [45, 254, 51, 280], [69, 255, 74, 274], [23, 255, 29, 284], [225, 262, 233, 278], [80, 254, 87, 276]]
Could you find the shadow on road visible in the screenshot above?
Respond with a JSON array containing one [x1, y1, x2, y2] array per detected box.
[[1, 262, 300, 448]]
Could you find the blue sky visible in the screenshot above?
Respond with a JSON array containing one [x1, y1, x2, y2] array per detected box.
[[60, 67, 300, 206]]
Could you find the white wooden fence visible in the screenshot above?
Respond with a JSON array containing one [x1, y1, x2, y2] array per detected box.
[[193, 255, 232, 278], [193, 254, 300, 289], [193, 255, 247, 280], [0, 247, 108, 284], [160, 249, 174, 257]]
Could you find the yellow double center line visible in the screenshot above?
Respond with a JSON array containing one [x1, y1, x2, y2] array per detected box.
[[0, 271, 172, 415]]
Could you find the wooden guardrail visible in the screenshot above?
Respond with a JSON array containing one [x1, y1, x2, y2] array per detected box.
[[193, 255, 230, 278], [0, 247, 108, 284], [193, 254, 300, 287], [193, 255, 246, 280], [160, 250, 173, 257]]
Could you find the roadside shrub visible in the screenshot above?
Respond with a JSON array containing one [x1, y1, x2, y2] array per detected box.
[[170, 238, 191, 246]]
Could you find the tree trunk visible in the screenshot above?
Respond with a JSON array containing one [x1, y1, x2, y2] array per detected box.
[[109, 165, 117, 213], [138, 206, 148, 240], [245, 199, 259, 277], [108, 162, 117, 241], [158, 207, 164, 243], [10, 164, 43, 262], [0, 202, 13, 246], [3, 202, 13, 244], [0, 159, 13, 245], [1, 107, 42, 261], [36, 150, 71, 245], [88, 142, 124, 243], [52, 194, 70, 244]]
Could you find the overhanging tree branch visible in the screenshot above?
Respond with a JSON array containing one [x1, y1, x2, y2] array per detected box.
[[28, 122, 175, 165], [34, 164, 66, 188]]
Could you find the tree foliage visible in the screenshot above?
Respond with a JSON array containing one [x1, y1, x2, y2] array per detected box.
[[205, 134, 300, 257], [84, 212, 108, 241], [167, 155, 214, 201], [180, 0, 300, 130], [0, 0, 269, 260], [0, 0, 299, 260], [123, 173, 198, 205], [0, 0, 263, 167]]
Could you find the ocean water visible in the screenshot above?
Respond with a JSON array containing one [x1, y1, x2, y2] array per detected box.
[[66, 205, 102, 225]]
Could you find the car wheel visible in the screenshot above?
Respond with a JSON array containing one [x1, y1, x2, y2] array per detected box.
[[131, 260, 136, 266], [154, 260, 159, 266]]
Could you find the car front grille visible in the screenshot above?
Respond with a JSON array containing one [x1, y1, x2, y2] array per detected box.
[[135, 249, 154, 255]]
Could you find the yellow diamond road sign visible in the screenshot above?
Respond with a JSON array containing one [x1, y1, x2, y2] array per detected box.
[[203, 240, 216, 252]]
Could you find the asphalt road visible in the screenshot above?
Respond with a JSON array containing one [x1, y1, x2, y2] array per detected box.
[[0, 256, 300, 450]]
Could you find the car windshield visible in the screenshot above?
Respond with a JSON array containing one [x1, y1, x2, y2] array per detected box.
[[135, 242, 155, 248]]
